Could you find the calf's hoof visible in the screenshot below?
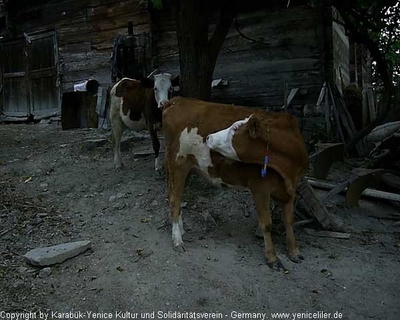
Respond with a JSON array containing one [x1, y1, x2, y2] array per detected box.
[[267, 257, 287, 272], [289, 253, 304, 264], [173, 244, 186, 253]]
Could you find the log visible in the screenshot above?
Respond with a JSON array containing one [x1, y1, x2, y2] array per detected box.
[[308, 178, 400, 203]]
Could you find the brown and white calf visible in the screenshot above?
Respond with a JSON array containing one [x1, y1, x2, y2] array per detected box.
[[162, 97, 309, 271], [109, 74, 178, 171]]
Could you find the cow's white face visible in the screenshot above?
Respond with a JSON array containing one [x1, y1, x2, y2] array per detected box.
[[154, 73, 173, 109], [206, 117, 252, 160]]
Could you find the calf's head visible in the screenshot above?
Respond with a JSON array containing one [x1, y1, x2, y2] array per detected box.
[[206, 115, 275, 164], [205, 117, 252, 161], [141, 73, 179, 109]]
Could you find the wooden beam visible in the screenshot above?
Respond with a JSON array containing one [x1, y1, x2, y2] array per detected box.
[[308, 177, 400, 203], [297, 179, 332, 229]]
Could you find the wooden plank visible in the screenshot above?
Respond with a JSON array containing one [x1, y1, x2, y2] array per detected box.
[[282, 87, 299, 110], [316, 82, 326, 108], [297, 179, 332, 229], [303, 228, 351, 239], [328, 83, 345, 143], [325, 80, 331, 134], [4, 72, 26, 78]]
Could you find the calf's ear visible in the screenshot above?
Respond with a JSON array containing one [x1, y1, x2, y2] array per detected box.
[[115, 79, 137, 97], [141, 77, 154, 88], [247, 116, 262, 139]]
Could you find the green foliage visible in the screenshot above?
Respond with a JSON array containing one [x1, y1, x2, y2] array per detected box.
[[324, 0, 400, 84], [380, 2, 400, 82]]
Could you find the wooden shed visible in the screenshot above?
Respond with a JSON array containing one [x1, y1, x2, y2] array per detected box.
[[0, 0, 151, 120], [0, 0, 371, 125]]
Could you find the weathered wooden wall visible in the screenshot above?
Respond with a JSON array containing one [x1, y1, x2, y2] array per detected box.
[[2, 0, 150, 92], [1, 1, 356, 118], [153, 5, 325, 109]]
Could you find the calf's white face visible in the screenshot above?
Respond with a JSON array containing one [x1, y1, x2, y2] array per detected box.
[[154, 73, 173, 109], [206, 117, 251, 160]]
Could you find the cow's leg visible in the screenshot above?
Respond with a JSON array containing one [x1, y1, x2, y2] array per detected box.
[[148, 124, 162, 173], [250, 184, 285, 271], [166, 160, 191, 252], [110, 113, 126, 169], [281, 196, 304, 263]]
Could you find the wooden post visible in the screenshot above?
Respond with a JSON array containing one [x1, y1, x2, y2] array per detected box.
[[325, 81, 331, 134]]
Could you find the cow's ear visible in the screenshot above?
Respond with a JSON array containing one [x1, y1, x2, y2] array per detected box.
[[247, 116, 262, 139], [141, 77, 154, 88], [171, 75, 180, 87], [115, 79, 137, 97]]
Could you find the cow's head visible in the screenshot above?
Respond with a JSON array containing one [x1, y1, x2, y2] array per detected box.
[[141, 73, 179, 109]]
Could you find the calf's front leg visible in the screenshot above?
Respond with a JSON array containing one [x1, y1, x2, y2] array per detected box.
[[166, 159, 192, 252], [110, 113, 126, 169], [148, 124, 162, 173]]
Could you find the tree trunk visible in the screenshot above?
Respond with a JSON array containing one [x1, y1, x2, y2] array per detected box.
[[173, 0, 234, 100]]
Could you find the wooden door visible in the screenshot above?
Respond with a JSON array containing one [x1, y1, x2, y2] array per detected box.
[[29, 32, 60, 118], [1, 31, 60, 119], [2, 40, 29, 117]]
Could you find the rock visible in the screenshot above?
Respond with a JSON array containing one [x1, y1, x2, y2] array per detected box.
[[112, 203, 125, 210], [254, 227, 263, 239], [24, 240, 91, 266], [151, 200, 158, 206], [117, 192, 126, 199], [13, 280, 24, 289], [37, 212, 48, 218], [17, 267, 28, 274], [108, 195, 116, 202], [180, 202, 188, 208], [40, 183, 49, 188], [38, 267, 52, 278], [32, 217, 42, 225]]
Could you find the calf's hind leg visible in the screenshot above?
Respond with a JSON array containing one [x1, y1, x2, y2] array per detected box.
[[250, 184, 286, 271], [281, 196, 304, 263]]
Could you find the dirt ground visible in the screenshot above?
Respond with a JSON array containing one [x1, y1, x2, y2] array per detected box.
[[0, 123, 399, 320]]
